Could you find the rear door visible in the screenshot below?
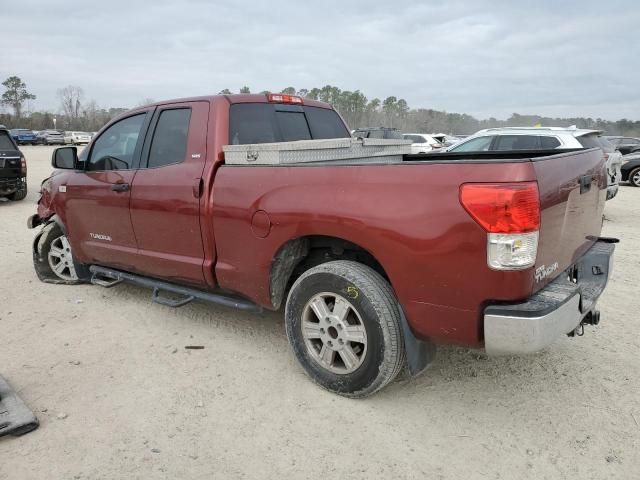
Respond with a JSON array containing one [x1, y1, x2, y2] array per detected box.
[[128, 101, 209, 286], [64, 111, 152, 269]]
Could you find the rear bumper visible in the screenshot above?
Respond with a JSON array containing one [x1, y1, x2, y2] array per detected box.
[[484, 239, 616, 355], [0, 177, 20, 194]]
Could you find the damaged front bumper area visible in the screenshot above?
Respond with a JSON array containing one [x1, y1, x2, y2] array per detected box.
[[484, 239, 616, 356]]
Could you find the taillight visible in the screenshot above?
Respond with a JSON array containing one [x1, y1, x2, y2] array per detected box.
[[267, 93, 303, 105], [460, 182, 540, 270], [460, 182, 540, 233], [20, 155, 27, 176]]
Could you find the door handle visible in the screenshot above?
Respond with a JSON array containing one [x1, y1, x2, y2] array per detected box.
[[111, 183, 130, 192], [193, 178, 204, 198]]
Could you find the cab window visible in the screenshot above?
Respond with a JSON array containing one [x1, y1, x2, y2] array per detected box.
[[87, 114, 146, 171], [146, 108, 191, 168]]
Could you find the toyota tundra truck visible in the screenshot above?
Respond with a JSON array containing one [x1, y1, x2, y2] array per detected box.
[[27, 94, 616, 397]]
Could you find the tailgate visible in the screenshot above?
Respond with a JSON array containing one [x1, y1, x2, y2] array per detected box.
[[532, 148, 607, 292]]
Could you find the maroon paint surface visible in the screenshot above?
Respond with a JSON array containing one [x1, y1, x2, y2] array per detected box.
[[37, 94, 606, 348]]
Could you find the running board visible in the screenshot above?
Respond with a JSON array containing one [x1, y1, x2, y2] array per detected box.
[[0, 376, 39, 437], [89, 265, 262, 313]]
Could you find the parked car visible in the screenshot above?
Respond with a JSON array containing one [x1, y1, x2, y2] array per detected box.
[[432, 133, 463, 147], [446, 127, 622, 200], [0, 126, 28, 201], [36, 130, 65, 145], [27, 94, 615, 397], [9, 129, 37, 145], [606, 136, 640, 156], [402, 133, 444, 154], [620, 152, 640, 187], [64, 131, 92, 145], [352, 127, 404, 140]]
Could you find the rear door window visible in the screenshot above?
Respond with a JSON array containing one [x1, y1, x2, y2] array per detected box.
[[539, 136, 561, 149], [229, 103, 349, 145], [494, 135, 540, 150], [147, 108, 192, 168]]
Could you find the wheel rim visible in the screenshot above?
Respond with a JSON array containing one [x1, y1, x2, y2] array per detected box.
[[47, 235, 78, 281], [301, 292, 367, 375], [632, 170, 640, 186]]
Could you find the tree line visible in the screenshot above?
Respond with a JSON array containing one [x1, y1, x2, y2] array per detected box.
[[2, 76, 640, 137]]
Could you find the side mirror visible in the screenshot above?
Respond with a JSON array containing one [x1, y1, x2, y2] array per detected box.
[[52, 146, 78, 169]]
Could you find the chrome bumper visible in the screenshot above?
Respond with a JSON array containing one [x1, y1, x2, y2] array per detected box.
[[484, 240, 616, 356]]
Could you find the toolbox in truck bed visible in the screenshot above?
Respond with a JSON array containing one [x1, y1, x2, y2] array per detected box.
[[223, 137, 411, 165]]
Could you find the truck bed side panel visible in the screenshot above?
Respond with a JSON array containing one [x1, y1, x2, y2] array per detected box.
[[211, 162, 537, 346]]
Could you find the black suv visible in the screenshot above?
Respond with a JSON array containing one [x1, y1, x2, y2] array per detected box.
[[606, 136, 640, 156], [0, 127, 27, 201]]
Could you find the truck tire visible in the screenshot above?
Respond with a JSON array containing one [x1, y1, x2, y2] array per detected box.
[[629, 167, 640, 187], [33, 222, 83, 284], [7, 178, 27, 201], [285, 260, 405, 398]]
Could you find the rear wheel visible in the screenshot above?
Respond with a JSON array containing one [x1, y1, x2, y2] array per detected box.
[[33, 223, 82, 284], [629, 167, 640, 187], [285, 260, 405, 398], [7, 178, 27, 201]]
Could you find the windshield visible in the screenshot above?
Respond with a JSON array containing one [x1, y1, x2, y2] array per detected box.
[[229, 104, 350, 145]]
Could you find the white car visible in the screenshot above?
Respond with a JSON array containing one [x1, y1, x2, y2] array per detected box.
[[402, 133, 445, 154], [446, 127, 622, 200], [64, 131, 92, 145]]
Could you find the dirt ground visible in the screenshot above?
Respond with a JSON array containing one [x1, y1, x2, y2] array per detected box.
[[1, 146, 638, 479]]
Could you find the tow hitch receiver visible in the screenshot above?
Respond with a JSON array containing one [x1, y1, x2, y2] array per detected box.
[[568, 309, 601, 337], [0, 376, 39, 437]]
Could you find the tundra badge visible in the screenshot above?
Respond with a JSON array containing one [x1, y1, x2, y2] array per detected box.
[[89, 233, 112, 242], [535, 262, 559, 282]]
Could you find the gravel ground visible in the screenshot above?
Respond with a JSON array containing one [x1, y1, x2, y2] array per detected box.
[[1, 146, 638, 479]]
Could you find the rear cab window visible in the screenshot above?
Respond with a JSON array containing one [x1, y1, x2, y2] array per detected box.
[[229, 104, 350, 145]]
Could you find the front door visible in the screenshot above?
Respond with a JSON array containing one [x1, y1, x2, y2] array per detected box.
[[64, 111, 151, 270], [128, 101, 209, 286]]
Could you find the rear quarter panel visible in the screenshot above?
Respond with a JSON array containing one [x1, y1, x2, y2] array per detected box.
[[211, 161, 537, 346]]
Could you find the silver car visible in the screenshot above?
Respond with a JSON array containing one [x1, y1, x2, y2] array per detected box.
[[446, 127, 622, 200]]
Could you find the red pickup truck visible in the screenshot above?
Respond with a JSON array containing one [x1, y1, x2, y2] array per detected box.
[[28, 94, 616, 397]]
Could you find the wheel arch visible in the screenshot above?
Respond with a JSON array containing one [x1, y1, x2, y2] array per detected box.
[[269, 234, 391, 311]]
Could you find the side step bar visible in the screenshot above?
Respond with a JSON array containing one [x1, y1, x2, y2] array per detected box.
[[89, 265, 263, 313]]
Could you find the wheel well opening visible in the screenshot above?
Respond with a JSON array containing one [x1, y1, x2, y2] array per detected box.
[[269, 235, 389, 310]]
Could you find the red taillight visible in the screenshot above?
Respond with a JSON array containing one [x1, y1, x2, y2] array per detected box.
[[20, 155, 27, 176], [267, 93, 303, 105], [460, 182, 540, 234]]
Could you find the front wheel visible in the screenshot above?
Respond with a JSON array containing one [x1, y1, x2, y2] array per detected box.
[[285, 261, 405, 398], [33, 222, 82, 284], [629, 167, 640, 187]]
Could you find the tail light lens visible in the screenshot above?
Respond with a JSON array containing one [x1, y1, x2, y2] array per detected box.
[[20, 155, 27, 176], [460, 182, 540, 270]]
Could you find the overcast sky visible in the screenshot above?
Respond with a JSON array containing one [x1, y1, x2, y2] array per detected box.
[[2, 0, 639, 120]]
